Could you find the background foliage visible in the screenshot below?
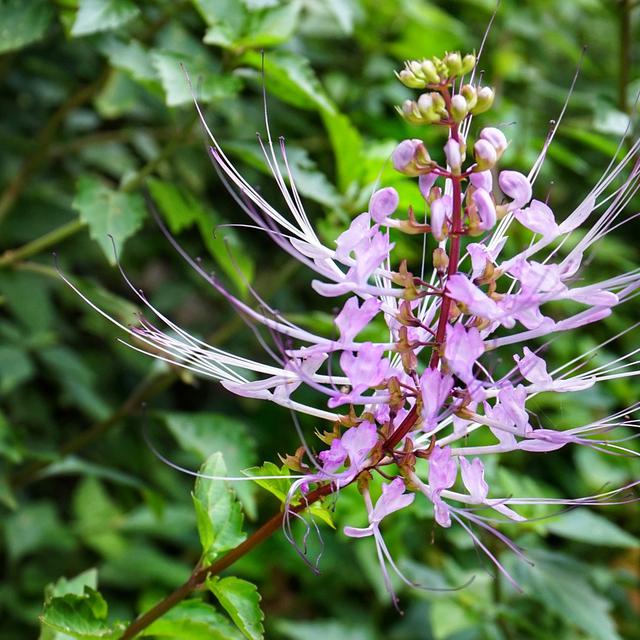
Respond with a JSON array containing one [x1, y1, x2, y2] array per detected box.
[[1, 1, 639, 638]]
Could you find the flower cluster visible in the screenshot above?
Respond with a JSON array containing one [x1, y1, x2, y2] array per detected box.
[[66, 50, 640, 603]]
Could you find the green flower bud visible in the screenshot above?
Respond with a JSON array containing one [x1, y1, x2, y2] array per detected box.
[[444, 52, 462, 77], [471, 86, 495, 115], [461, 53, 476, 75], [398, 99, 422, 124], [420, 59, 440, 83], [397, 69, 425, 89], [460, 84, 478, 110], [450, 94, 469, 122]]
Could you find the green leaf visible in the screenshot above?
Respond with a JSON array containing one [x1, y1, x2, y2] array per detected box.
[[148, 178, 254, 294], [0, 345, 34, 394], [239, 51, 335, 113], [97, 37, 157, 83], [40, 587, 126, 639], [546, 509, 640, 548], [72, 176, 146, 264], [72, 477, 126, 558], [243, 461, 291, 502], [233, 1, 302, 48], [275, 619, 375, 640], [140, 600, 244, 639], [208, 577, 264, 640], [151, 51, 241, 107], [192, 453, 246, 561], [224, 142, 341, 207], [71, 0, 140, 37], [507, 550, 621, 640], [45, 570, 99, 600], [5, 502, 75, 562], [160, 411, 258, 518], [320, 110, 364, 193], [0, 0, 53, 54]]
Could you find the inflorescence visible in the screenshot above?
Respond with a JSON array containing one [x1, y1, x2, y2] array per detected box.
[[65, 50, 640, 606]]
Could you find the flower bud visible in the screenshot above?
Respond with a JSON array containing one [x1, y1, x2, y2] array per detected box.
[[444, 137, 464, 174], [397, 68, 425, 89], [460, 84, 477, 110], [391, 139, 434, 176], [499, 170, 532, 210], [471, 188, 497, 231], [420, 59, 440, 83], [418, 173, 437, 200], [471, 86, 495, 114], [450, 94, 469, 122], [461, 53, 476, 75], [398, 99, 422, 124], [479, 127, 508, 158], [473, 138, 497, 171], [370, 187, 399, 223], [443, 52, 462, 77], [433, 247, 449, 274], [430, 197, 448, 241]]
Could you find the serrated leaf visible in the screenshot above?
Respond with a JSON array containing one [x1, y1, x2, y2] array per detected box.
[[40, 587, 126, 639], [193, 453, 246, 561], [243, 461, 291, 502], [151, 51, 241, 107], [208, 577, 264, 640], [239, 51, 335, 113], [140, 600, 244, 639], [160, 411, 258, 518], [72, 176, 146, 264], [546, 509, 640, 548], [46, 570, 99, 600], [97, 37, 157, 83], [71, 0, 140, 37]]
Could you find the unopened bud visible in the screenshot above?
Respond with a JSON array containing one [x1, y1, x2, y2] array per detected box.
[[461, 53, 476, 75], [391, 139, 435, 176], [450, 94, 469, 122], [433, 247, 449, 274], [460, 84, 477, 109], [420, 59, 440, 83], [444, 137, 464, 174], [443, 52, 462, 77], [471, 86, 495, 114], [479, 127, 508, 158], [398, 99, 422, 124], [397, 68, 424, 89], [473, 138, 497, 171]]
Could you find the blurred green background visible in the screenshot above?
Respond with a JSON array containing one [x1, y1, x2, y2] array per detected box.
[[1, 1, 639, 638]]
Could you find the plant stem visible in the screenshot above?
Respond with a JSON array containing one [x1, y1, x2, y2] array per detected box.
[[0, 69, 110, 225], [120, 483, 334, 639], [0, 220, 85, 269], [618, 0, 632, 113]]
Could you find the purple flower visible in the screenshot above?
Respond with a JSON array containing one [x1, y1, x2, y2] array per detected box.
[[370, 187, 400, 224], [444, 323, 485, 383]]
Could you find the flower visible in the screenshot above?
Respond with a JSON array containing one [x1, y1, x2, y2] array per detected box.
[[65, 49, 640, 605]]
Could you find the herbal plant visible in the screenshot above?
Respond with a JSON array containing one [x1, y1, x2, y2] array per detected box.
[[2, 2, 639, 640], [54, 46, 640, 637]]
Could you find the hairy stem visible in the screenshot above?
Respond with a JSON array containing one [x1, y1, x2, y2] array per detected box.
[[120, 483, 334, 639]]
